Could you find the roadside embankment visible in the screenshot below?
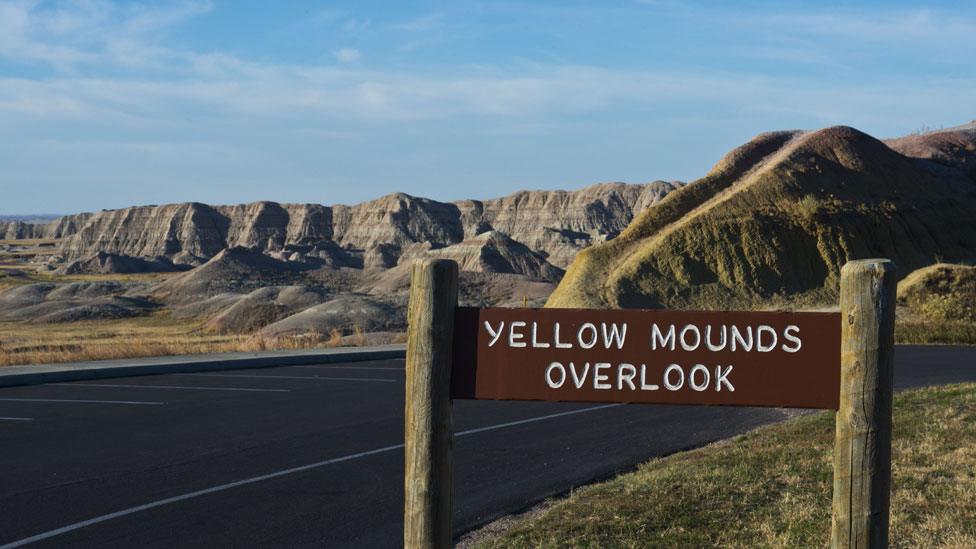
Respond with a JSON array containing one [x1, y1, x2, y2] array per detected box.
[[470, 383, 976, 548]]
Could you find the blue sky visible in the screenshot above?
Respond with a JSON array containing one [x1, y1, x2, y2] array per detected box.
[[1, 1, 974, 214]]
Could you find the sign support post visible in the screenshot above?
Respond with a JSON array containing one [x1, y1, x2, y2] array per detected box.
[[831, 259, 896, 549], [404, 259, 458, 549]]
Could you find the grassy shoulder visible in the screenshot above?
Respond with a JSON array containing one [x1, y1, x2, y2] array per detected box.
[[0, 313, 397, 367], [474, 384, 976, 548]]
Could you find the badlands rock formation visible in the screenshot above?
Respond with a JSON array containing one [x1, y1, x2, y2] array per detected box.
[[151, 246, 307, 303], [6, 123, 976, 340], [49, 181, 680, 271], [548, 125, 976, 310], [58, 252, 180, 275], [0, 214, 93, 240], [260, 295, 406, 338], [0, 180, 680, 335], [0, 281, 156, 323]]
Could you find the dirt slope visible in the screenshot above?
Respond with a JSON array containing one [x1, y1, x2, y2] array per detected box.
[[548, 126, 976, 310]]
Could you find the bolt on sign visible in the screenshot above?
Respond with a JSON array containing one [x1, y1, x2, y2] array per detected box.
[[451, 307, 841, 409]]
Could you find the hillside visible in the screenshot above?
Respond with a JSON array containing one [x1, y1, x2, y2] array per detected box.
[[547, 125, 976, 309]]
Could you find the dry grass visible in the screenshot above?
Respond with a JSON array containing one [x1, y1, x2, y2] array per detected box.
[[894, 263, 976, 344], [475, 384, 976, 548], [0, 314, 384, 367], [0, 265, 174, 289], [896, 321, 976, 345]]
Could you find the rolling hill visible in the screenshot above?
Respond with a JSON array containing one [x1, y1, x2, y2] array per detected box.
[[547, 125, 976, 310]]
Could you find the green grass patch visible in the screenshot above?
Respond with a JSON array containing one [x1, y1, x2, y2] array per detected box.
[[475, 384, 976, 548]]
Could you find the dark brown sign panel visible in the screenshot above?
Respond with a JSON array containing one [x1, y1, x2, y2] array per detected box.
[[451, 307, 841, 409]]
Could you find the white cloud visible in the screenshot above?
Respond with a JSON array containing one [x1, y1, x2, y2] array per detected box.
[[333, 48, 362, 64], [2, 2, 974, 188], [0, 0, 213, 69], [4, 1, 973, 128]]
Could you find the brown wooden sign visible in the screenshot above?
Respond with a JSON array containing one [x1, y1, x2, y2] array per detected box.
[[451, 307, 841, 409]]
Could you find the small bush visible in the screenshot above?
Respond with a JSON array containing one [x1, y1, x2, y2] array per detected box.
[[797, 194, 821, 221]]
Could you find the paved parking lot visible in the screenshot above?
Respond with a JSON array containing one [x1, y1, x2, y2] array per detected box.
[[1, 346, 974, 548]]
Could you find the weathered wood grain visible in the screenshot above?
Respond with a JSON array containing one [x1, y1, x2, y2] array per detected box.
[[404, 259, 458, 549], [831, 259, 896, 549]]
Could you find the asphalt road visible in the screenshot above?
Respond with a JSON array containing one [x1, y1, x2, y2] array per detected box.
[[0, 345, 972, 548]]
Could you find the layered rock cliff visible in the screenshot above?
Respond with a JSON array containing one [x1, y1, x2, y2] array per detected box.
[[0, 213, 92, 240], [52, 181, 680, 270]]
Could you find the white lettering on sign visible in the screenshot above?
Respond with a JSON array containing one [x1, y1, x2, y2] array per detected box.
[[478, 319, 801, 397], [618, 363, 637, 390], [485, 321, 504, 347], [783, 325, 802, 352], [640, 365, 659, 391], [664, 364, 684, 390], [757, 325, 777, 352], [485, 321, 804, 353], [541, 361, 737, 393], [570, 362, 589, 389], [689, 364, 710, 391], [546, 362, 566, 388], [646, 323, 802, 354], [593, 363, 612, 389], [577, 323, 598, 349], [531, 323, 550, 348], [716, 365, 735, 391], [680, 324, 701, 351], [731, 325, 753, 352], [484, 321, 630, 350], [602, 323, 627, 350], [652, 323, 675, 350], [509, 321, 527, 348], [554, 322, 572, 349], [705, 325, 726, 351]]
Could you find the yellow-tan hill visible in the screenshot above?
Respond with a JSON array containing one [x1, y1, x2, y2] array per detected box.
[[547, 126, 976, 310], [897, 263, 976, 322]]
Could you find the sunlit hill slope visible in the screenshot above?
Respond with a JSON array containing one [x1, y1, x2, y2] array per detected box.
[[547, 125, 976, 310]]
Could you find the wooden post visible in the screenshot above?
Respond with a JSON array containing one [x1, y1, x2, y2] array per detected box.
[[404, 259, 458, 549], [831, 259, 896, 549]]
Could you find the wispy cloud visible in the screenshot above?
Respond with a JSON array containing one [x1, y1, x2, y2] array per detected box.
[[742, 8, 976, 43], [2, 1, 974, 214], [0, 0, 213, 69], [4, 1, 973, 124], [333, 47, 361, 63]]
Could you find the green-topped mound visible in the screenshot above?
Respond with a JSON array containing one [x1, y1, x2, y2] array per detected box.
[[547, 126, 976, 310]]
